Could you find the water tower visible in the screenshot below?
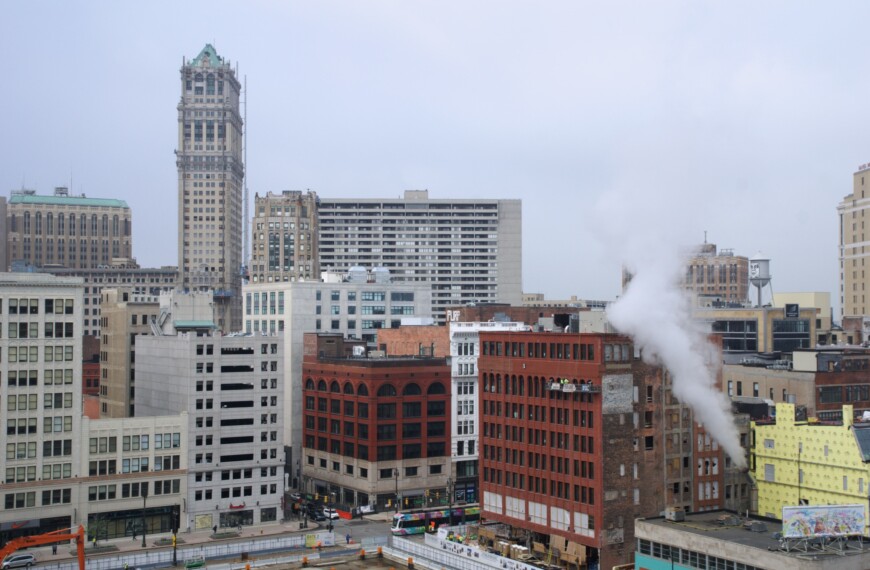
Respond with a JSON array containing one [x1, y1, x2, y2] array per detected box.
[[749, 252, 772, 307]]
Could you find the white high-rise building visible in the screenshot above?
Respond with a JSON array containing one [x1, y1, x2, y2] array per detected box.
[[448, 320, 528, 503], [318, 190, 522, 322], [136, 331, 284, 529], [176, 44, 244, 332], [0, 274, 83, 535]]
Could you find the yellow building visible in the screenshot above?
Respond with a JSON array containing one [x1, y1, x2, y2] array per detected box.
[[751, 403, 870, 533]]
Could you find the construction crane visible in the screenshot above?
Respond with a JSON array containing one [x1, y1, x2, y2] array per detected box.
[[0, 525, 85, 570]]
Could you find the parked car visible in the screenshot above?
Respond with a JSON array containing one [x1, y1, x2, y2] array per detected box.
[[322, 508, 340, 520], [289, 493, 301, 501], [2, 554, 36, 569], [313, 512, 327, 522]]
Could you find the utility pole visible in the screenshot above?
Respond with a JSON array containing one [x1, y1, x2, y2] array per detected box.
[[141, 485, 149, 548], [394, 469, 400, 513]]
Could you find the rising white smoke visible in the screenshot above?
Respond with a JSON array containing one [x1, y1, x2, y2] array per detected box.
[[607, 252, 747, 469], [597, 182, 747, 469]]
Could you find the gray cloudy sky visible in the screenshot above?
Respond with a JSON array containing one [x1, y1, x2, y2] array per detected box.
[[1, 2, 863, 311]]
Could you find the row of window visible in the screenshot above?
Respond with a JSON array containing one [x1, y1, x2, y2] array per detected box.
[[6, 439, 72, 460], [484, 468, 597, 505], [4, 298, 75, 315], [89, 479, 180, 501], [193, 466, 279, 485], [6, 345, 75, 362], [6, 370, 39, 386], [637, 539, 763, 570], [7, 416, 72, 435], [305, 379, 446, 397], [6, 463, 73, 484], [7, 392, 74, 411], [12, 212, 128, 238], [482, 341, 604, 361], [5, 489, 74, 509], [194, 448, 278, 464], [482, 424, 597, 457], [304, 436, 447, 460], [482, 374, 598, 400], [483, 401, 595, 427]]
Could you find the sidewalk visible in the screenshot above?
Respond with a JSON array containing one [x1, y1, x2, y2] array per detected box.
[[30, 519, 322, 565], [362, 512, 394, 523]]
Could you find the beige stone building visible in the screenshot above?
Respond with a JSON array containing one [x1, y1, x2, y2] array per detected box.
[[250, 190, 319, 284], [99, 288, 160, 418], [838, 163, 870, 320], [684, 242, 749, 303], [7, 187, 132, 271], [176, 44, 244, 332]]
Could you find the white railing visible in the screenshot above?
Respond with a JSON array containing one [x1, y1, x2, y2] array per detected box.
[[45, 532, 335, 570], [391, 534, 540, 570]]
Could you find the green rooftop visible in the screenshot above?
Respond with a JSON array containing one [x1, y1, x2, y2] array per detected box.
[[190, 44, 224, 67], [9, 195, 129, 208]]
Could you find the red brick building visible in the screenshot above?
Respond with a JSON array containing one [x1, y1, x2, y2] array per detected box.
[[376, 325, 450, 357], [301, 333, 452, 510], [477, 331, 667, 570]]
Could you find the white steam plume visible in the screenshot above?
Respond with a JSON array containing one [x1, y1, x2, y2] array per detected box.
[[596, 179, 746, 469], [607, 254, 747, 469]]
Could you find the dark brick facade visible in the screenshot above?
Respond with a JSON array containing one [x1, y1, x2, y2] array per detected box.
[[477, 331, 666, 570]]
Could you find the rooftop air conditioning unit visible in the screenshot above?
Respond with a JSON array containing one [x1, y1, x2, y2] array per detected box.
[[664, 507, 685, 522]]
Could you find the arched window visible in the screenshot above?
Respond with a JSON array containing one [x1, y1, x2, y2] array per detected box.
[[343, 382, 354, 395], [194, 73, 203, 82], [305, 379, 314, 390], [317, 380, 327, 392], [330, 381, 341, 393], [377, 384, 396, 397], [427, 382, 446, 395], [402, 383, 421, 396], [206, 73, 216, 95], [113, 215, 119, 236], [357, 385, 369, 397]]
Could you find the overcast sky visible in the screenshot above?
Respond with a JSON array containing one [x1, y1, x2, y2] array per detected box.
[[1, 2, 863, 314]]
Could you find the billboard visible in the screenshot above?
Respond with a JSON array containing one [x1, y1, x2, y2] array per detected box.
[[782, 505, 865, 538]]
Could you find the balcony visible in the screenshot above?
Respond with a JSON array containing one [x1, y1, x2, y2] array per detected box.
[[549, 382, 600, 394]]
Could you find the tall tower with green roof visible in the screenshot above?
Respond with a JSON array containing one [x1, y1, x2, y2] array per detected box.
[[176, 44, 243, 332]]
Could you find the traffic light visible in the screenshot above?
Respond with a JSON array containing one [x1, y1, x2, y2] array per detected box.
[[172, 535, 177, 547]]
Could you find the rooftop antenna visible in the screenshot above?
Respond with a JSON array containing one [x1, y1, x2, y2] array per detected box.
[[242, 74, 249, 278], [703, 230, 707, 244]]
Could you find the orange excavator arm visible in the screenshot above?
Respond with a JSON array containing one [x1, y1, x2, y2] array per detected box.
[[0, 525, 85, 570]]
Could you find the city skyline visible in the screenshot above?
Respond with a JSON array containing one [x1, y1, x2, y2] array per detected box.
[[1, 2, 864, 308]]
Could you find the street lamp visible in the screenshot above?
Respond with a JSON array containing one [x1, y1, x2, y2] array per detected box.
[[394, 468, 400, 513], [141, 484, 149, 548], [447, 477, 454, 527], [328, 492, 336, 532]]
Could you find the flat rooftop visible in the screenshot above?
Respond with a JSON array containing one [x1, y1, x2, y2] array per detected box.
[[639, 510, 869, 566], [642, 511, 786, 551]]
